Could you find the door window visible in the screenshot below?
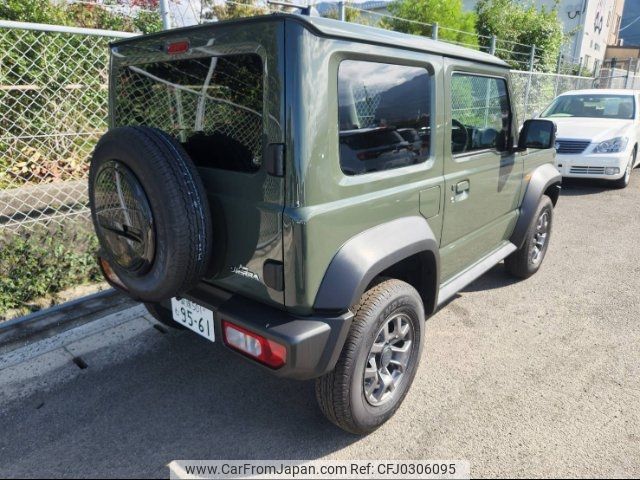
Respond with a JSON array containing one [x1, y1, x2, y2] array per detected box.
[[450, 74, 510, 155]]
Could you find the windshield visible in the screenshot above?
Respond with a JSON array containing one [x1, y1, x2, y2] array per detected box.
[[540, 94, 635, 120]]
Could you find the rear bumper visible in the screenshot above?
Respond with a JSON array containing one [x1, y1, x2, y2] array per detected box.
[[161, 283, 353, 380]]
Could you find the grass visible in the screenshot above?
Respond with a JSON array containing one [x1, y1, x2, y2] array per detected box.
[[0, 219, 103, 321]]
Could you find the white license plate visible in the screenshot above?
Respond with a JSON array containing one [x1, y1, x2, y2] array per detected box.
[[171, 297, 215, 342]]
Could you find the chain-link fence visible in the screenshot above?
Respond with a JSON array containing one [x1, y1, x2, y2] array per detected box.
[[0, 21, 134, 319], [510, 70, 595, 122], [598, 60, 640, 90], [0, 22, 134, 232]]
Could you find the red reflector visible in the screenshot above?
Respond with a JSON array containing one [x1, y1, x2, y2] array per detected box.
[[98, 256, 128, 292], [166, 40, 189, 54], [222, 320, 287, 369]]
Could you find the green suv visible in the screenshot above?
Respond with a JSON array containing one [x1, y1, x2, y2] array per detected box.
[[89, 14, 560, 434]]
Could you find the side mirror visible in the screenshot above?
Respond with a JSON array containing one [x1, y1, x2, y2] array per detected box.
[[517, 119, 557, 151]]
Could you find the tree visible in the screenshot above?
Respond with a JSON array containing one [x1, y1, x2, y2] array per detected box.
[[475, 0, 564, 72], [0, 0, 69, 24], [323, 2, 362, 24], [380, 0, 477, 48], [0, 0, 162, 34], [202, 0, 269, 21]]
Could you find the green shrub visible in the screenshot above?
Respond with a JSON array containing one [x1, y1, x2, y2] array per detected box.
[[0, 221, 102, 315]]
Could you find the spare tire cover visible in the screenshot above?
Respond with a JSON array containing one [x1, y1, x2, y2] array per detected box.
[[89, 126, 213, 301]]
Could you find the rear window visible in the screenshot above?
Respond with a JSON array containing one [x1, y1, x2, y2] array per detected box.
[[338, 60, 432, 175], [113, 53, 264, 172]]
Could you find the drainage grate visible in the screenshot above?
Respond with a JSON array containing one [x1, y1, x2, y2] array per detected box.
[[72, 356, 88, 370]]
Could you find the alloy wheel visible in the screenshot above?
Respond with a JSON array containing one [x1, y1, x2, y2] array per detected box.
[[530, 210, 550, 265], [363, 312, 415, 406], [624, 154, 633, 185]]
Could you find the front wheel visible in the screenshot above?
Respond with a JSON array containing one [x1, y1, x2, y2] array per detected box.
[[612, 148, 635, 189], [505, 195, 554, 279], [315, 279, 425, 435]]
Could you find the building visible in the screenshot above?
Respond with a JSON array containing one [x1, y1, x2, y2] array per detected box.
[[607, 0, 625, 46], [618, 0, 640, 46], [463, 0, 625, 73]]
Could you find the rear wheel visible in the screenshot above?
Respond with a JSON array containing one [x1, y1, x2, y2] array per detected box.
[[315, 279, 424, 435], [506, 195, 553, 279]]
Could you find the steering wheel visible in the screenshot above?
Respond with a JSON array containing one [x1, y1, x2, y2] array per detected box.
[[451, 119, 469, 153]]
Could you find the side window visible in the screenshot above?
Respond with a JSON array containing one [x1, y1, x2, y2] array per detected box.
[[450, 73, 511, 155], [338, 60, 432, 175]]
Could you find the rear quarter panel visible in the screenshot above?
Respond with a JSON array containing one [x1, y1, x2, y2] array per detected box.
[[283, 22, 446, 314]]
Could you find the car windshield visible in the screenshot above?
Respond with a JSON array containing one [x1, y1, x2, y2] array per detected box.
[[540, 94, 635, 120]]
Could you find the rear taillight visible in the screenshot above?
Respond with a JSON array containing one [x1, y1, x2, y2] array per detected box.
[[222, 321, 287, 369]]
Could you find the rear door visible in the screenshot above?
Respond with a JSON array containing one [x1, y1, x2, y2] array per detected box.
[[110, 19, 286, 306], [439, 59, 523, 281]]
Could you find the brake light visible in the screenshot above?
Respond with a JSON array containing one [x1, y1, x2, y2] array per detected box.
[[166, 40, 189, 54], [222, 321, 286, 369]]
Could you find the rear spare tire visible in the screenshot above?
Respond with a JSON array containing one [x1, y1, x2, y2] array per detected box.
[[89, 126, 212, 301]]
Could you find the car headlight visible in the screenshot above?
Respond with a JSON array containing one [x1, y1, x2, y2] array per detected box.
[[594, 136, 629, 153]]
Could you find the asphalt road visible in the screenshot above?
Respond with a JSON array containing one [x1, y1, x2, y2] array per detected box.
[[1, 173, 639, 478]]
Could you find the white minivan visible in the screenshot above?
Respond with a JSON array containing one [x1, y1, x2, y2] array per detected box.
[[540, 89, 640, 188]]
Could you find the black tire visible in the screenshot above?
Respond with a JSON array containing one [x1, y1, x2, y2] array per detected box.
[[89, 126, 213, 302], [315, 279, 425, 435], [505, 195, 553, 279], [612, 148, 635, 189], [144, 302, 184, 329]]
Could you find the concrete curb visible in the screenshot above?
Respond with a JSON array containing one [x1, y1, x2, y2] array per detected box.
[[0, 289, 138, 357], [0, 303, 149, 373]]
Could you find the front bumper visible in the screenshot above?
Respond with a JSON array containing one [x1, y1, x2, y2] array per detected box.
[[161, 283, 353, 380], [555, 150, 629, 180]]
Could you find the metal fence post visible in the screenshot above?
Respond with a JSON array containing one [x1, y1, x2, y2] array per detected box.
[[337, 1, 346, 21], [523, 44, 536, 118], [528, 44, 536, 72], [608, 57, 615, 88], [554, 54, 562, 97], [625, 57, 632, 89], [431, 22, 438, 41], [489, 35, 496, 55], [159, 0, 172, 30]]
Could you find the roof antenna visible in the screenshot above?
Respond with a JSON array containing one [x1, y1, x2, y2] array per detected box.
[[267, 0, 312, 15]]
